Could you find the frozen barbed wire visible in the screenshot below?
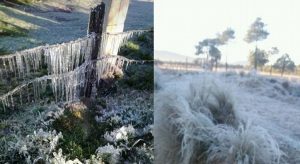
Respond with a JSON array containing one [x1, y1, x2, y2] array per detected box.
[[0, 30, 152, 109], [0, 34, 96, 79], [0, 30, 148, 79], [100, 30, 148, 56], [0, 55, 152, 109]]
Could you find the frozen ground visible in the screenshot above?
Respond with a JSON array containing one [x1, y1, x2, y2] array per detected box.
[[0, 0, 153, 53], [156, 69, 300, 163]]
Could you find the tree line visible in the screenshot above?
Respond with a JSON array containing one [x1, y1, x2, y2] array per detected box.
[[195, 17, 297, 76]]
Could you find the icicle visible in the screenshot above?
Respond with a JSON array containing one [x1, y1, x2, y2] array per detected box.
[[15, 53, 23, 77], [1, 99, 5, 111], [0, 35, 94, 79], [27, 86, 30, 103], [10, 95, 14, 108], [94, 30, 146, 83], [19, 90, 22, 106], [23, 52, 29, 75], [43, 36, 95, 76], [0, 69, 1, 79], [3, 59, 7, 77], [0, 46, 44, 78], [0, 31, 147, 109], [8, 57, 14, 73], [99, 30, 146, 57]]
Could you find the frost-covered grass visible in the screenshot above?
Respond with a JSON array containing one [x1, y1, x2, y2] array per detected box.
[[154, 69, 300, 164], [0, 0, 153, 55], [0, 89, 153, 163], [0, 104, 64, 163]]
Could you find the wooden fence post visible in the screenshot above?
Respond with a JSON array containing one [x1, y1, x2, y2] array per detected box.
[[84, 3, 105, 98], [102, 0, 130, 56]]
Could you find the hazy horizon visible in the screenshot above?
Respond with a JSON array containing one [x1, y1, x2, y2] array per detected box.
[[155, 0, 300, 65]]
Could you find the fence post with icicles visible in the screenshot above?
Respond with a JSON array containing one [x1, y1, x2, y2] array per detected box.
[[84, 2, 106, 98], [0, 0, 150, 110]]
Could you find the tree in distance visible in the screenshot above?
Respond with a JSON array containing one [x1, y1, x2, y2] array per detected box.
[[195, 28, 235, 70], [273, 54, 295, 76], [244, 17, 269, 70], [248, 46, 279, 71]]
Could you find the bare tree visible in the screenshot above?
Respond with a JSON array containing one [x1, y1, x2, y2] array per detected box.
[[244, 17, 269, 70]]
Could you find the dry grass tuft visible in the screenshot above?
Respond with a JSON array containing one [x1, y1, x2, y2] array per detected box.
[[154, 78, 282, 164]]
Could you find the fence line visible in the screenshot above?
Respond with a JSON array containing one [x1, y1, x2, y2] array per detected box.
[[157, 60, 300, 78], [0, 29, 150, 109], [0, 54, 153, 109], [0, 1, 151, 109]]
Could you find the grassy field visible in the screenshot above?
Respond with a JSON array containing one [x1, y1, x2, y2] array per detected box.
[[155, 68, 300, 163]]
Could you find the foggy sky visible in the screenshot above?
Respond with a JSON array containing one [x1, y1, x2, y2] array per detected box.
[[155, 0, 300, 65]]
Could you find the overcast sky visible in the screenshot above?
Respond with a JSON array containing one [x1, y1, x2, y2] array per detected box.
[[155, 0, 300, 65]]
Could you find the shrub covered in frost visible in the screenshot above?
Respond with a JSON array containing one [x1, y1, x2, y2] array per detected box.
[[104, 125, 135, 142], [96, 144, 121, 163], [7, 129, 62, 163], [154, 78, 282, 164], [206, 123, 281, 164], [188, 81, 238, 126], [49, 149, 83, 164]]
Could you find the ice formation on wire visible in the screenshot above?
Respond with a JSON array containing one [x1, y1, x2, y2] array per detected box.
[[0, 35, 95, 78], [0, 61, 88, 109], [0, 30, 147, 109], [99, 30, 147, 56], [95, 30, 146, 83]]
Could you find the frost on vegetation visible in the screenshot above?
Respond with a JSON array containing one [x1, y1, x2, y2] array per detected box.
[[95, 94, 153, 129], [7, 129, 62, 163], [290, 84, 300, 97], [0, 91, 153, 163], [104, 125, 135, 142], [45, 148, 106, 164], [93, 91, 153, 163], [188, 80, 238, 126], [0, 104, 67, 163], [224, 70, 238, 77], [41, 104, 65, 126], [96, 144, 121, 164], [206, 122, 282, 164], [49, 149, 83, 164], [154, 77, 282, 164], [236, 74, 300, 99]]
